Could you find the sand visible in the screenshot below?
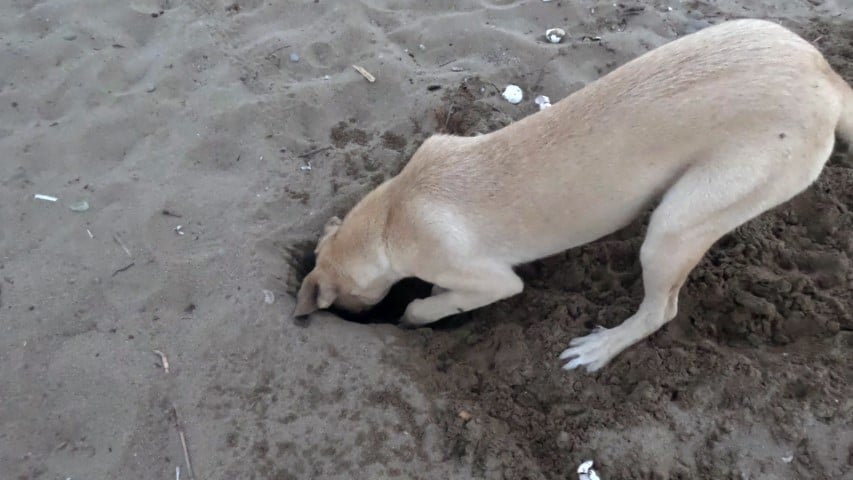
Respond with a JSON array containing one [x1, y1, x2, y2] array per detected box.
[[1, 0, 851, 479]]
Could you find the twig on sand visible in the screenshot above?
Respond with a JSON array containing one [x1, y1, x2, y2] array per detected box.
[[153, 350, 170, 373], [112, 233, 132, 257], [298, 146, 332, 158], [171, 404, 196, 480], [111, 262, 135, 277], [352, 64, 376, 83]]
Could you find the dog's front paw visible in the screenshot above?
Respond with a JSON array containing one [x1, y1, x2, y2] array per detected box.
[[399, 300, 434, 329], [559, 326, 624, 373]]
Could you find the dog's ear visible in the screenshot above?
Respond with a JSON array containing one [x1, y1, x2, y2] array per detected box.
[[314, 216, 342, 254], [292, 271, 337, 318]]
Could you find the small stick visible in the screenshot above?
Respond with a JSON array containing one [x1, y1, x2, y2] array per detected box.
[[111, 262, 135, 277], [298, 146, 332, 158], [113, 233, 132, 257], [444, 103, 456, 129], [172, 404, 196, 480], [352, 64, 376, 83], [153, 350, 170, 373]]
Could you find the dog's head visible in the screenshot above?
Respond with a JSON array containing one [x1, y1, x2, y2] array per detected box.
[[292, 215, 394, 318]]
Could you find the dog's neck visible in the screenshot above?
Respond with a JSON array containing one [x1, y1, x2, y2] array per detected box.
[[337, 181, 405, 288]]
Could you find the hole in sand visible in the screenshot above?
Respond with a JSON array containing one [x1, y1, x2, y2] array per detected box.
[[329, 277, 434, 324]]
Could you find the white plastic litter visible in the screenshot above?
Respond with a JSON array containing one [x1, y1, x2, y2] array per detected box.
[[534, 95, 552, 110], [502, 85, 523, 104], [782, 454, 794, 464], [578, 460, 601, 480], [34, 194, 58, 202], [545, 28, 566, 44], [263, 289, 275, 305], [68, 200, 89, 212]]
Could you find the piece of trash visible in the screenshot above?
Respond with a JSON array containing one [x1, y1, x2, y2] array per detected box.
[[153, 350, 170, 373], [175, 225, 185, 236], [578, 460, 601, 480], [176, 466, 181, 480], [534, 95, 552, 110], [68, 200, 89, 212], [450, 66, 464, 72], [300, 162, 312, 171], [352, 64, 376, 83], [263, 289, 275, 305], [418, 43, 426, 51], [86, 229, 94, 239], [289, 52, 300, 62], [545, 28, 566, 44], [501, 85, 523, 104], [782, 454, 794, 463], [458, 410, 472, 421], [34, 194, 58, 202]]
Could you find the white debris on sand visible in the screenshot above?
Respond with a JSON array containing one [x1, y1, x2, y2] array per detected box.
[[534, 95, 552, 110], [578, 460, 601, 480], [545, 27, 566, 43], [502, 84, 523, 104]]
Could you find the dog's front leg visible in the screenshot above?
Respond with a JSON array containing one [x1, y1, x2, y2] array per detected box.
[[401, 264, 523, 327]]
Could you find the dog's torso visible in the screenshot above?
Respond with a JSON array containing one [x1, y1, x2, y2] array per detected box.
[[382, 19, 845, 269]]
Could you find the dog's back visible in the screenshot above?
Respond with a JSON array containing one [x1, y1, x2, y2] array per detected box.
[[391, 19, 852, 265]]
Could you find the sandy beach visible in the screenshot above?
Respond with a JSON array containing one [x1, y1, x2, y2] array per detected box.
[[1, 0, 851, 478]]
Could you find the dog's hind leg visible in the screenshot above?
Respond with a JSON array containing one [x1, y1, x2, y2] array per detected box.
[[400, 262, 523, 327], [560, 134, 835, 372]]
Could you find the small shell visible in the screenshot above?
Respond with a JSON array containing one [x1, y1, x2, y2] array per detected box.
[[263, 289, 275, 305], [534, 95, 552, 110], [501, 84, 523, 104], [577, 460, 601, 480], [545, 27, 566, 44]]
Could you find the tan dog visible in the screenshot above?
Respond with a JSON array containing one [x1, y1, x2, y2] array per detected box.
[[293, 19, 853, 372]]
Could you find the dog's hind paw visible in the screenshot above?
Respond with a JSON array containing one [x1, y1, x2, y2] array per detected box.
[[559, 326, 624, 373]]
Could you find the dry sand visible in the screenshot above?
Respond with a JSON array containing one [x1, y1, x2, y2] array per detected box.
[[1, 1, 851, 479]]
